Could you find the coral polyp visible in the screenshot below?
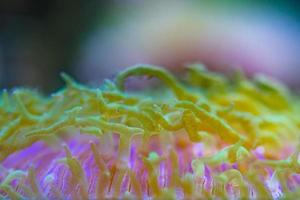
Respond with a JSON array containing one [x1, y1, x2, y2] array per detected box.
[[0, 65, 300, 199]]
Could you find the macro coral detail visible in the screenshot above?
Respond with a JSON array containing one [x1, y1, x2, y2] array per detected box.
[[0, 65, 300, 199]]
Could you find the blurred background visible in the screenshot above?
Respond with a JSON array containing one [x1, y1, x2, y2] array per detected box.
[[0, 0, 300, 93]]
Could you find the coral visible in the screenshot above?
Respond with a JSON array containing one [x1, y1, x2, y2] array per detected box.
[[0, 64, 300, 199]]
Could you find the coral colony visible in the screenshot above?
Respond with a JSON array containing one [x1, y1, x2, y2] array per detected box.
[[0, 65, 300, 200]]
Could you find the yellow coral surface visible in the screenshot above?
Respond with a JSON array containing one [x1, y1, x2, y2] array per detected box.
[[0, 65, 300, 199]]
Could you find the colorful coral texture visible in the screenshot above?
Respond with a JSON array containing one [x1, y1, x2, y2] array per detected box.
[[0, 65, 300, 199]]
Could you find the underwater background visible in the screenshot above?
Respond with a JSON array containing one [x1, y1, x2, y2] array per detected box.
[[0, 0, 300, 92]]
